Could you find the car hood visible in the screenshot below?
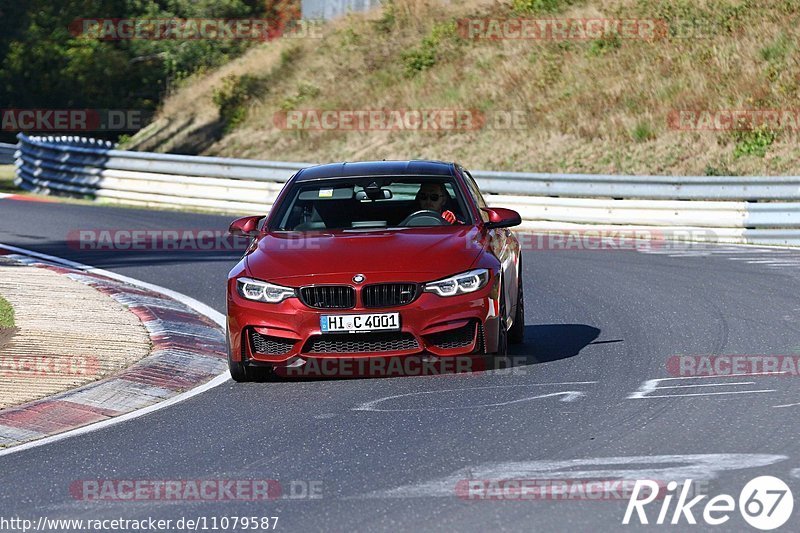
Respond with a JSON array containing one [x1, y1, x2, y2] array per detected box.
[[245, 226, 485, 284]]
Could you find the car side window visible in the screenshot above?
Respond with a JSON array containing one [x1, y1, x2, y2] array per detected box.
[[462, 169, 489, 222]]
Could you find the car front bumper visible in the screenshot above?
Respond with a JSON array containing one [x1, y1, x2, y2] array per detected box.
[[226, 274, 502, 370]]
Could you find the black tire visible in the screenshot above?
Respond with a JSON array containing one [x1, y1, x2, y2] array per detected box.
[[227, 329, 252, 382], [482, 292, 509, 371], [509, 258, 525, 344], [228, 358, 251, 382], [495, 293, 509, 356]]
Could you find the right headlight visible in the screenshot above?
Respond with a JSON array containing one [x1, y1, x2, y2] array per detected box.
[[236, 277, 296, 303], [423, 269, 490, 297]]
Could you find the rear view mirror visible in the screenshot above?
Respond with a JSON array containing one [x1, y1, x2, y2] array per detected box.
[[360, 180, 393, 200], [229, 215, 265, 237], [356, 189, 392, 200]]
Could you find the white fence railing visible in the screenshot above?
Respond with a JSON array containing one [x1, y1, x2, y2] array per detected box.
[[301, 0, 381, 20], [13, 133, 800, 246]]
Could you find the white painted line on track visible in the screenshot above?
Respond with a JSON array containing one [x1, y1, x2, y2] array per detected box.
[[635, 390, 776, 399], [0, 243, 229, 458], [357, 454, 788, 500], [656, 382, 757, 389], [353, 382, 598, 412], [742, 259, 800, 264], [773, 402, 800, 408], [628, 372, 786, 399], [704, 250, 791, 254]]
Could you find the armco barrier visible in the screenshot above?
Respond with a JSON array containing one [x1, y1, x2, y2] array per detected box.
[[302, 0, 381, 20], [0, 142, 16, 165], [13, 133, 800, 246]]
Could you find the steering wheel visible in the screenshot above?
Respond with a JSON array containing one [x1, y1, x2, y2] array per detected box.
[[397, 209, 448, 227]]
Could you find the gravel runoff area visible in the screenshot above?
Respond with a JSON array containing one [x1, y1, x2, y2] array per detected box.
[[0, 257, 151, 409]]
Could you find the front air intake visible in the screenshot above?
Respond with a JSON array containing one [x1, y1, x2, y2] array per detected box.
[[299, 285, 355, 309]]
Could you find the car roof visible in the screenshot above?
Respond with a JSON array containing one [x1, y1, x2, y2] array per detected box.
[[293, 160, 456, 181]]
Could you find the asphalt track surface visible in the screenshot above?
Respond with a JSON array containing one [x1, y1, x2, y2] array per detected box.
[[1, 198, 800, 532]]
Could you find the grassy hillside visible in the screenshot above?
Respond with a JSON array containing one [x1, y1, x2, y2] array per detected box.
[[125, 0, 800, 176]]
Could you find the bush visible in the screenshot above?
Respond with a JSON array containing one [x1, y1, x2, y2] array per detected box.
[[280, 44, 302, 69], [512, 0, 580, 14], [280, 83, 321, 111], [732, 127, 776, 158], [213, 74, 265, 132], [402, 21, 457, 75], [374, 1, 397, 33], [587, 32, 621, 56], [0, 0, 302, 142]]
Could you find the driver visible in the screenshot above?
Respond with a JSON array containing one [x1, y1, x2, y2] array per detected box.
[[415, 183, 460, 224]]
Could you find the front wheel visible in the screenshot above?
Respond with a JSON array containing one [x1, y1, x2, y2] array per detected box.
[[482, 293, 508, 371], [509, 258, 525, 344], [228, 358, 252, 382], [495, 293, 509, 356], [227, 328, 253, 382]]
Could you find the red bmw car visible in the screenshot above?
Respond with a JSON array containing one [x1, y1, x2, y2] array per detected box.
[[226, 160, 524, 381]]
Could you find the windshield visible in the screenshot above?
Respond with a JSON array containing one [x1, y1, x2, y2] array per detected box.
[[270, 176, 473, 231]]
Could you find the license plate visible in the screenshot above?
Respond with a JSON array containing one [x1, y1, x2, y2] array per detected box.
[[320, 312, 400, 333]]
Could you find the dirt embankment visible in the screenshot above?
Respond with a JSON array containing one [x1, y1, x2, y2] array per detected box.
[[125, 0, 800, 176]]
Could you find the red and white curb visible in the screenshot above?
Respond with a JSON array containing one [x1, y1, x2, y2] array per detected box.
[[0, 244, 230, 454], [0, 192, 53, 202]]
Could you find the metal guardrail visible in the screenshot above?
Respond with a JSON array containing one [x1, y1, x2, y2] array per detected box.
[[302, 0, 381, 20], [13, 133, 800, 246], [0, 143, 17, 165]]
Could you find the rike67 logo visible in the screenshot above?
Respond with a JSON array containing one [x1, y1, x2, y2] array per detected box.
[[623, 476, 794, 530]]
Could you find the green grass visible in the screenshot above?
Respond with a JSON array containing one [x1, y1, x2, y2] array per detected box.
[[631, 121, 656, 143], [0, 165, 17, 193], [0, 295, 14, 328], [733, 127, 777, 159]]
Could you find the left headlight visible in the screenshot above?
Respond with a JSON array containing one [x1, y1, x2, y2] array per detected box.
[[423, 269, 490, 297], [236, 277, 296, 303]]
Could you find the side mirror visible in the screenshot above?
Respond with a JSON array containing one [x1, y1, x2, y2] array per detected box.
[[229, 215, 266, 237], [482, 208, 522, 229]]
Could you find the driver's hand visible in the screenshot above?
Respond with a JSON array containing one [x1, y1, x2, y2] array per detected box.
[[442, 210, 456, 224]]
